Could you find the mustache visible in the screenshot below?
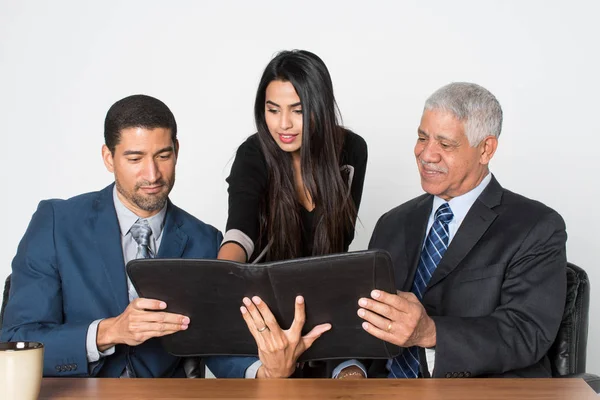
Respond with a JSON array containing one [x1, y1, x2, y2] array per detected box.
[[135, 179, 166, 190], [419, 159, 448, 173]]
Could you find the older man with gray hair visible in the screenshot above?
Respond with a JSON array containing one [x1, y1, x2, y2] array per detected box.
[[359, 82, 567, 378]]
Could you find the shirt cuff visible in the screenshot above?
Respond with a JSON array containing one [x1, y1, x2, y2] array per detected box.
[[86, 319, 116, 363], [222, 229, 254, 260], [332, 359, 367, 378], [425, 347, 436, 376], [244, 360, 263, 378]]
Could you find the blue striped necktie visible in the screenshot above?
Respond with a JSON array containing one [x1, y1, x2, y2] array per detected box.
[[389, 202, 453, 378]]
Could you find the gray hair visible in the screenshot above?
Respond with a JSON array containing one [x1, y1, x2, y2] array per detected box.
[[424, 82, 503, 146]]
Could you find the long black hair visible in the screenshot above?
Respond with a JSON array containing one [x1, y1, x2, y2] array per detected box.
[[254, 50, 357, 261]]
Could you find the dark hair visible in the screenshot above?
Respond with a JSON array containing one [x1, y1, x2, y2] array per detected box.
[[104, 94, 177, 153], [254, 50, 357, 261]]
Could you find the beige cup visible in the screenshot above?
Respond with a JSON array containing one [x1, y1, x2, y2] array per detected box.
[[0, 342, 44, 400]]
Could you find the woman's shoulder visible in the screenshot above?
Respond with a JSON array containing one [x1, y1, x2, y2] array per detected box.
[[340, 128, 368, 161], [235, 133, 267, 161], [237, 133, 261, 152], [229, 133, 268, 179]]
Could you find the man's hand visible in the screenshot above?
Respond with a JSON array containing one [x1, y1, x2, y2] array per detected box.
[[357, 290, 436, 348], [97, 298, 189, 351], [240, 295, 331, 378]]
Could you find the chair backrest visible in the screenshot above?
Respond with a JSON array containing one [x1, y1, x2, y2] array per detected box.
[[548, 262, 590, 376]]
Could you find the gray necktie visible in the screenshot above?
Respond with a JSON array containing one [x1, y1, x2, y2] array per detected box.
[[130, 219, 154, 259], [123, 218, 154, 378]]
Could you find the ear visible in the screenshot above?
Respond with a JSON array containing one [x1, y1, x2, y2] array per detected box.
[[174, 139, 180, 160], [479, 136, 498, 165], [102, 144, 115, 173]]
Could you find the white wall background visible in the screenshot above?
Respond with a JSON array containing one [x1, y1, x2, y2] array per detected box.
[[1, 0, 599, 372]]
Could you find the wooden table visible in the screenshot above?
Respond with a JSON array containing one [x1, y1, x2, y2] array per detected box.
[[39, 378, 597, 399]]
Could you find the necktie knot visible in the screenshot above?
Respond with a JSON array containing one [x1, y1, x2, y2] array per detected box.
[[130, 219, 153, 259], [434, 203, 454, 224]]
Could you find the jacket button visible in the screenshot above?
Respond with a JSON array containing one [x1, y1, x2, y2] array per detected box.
[[55, 365, 61, 372], [452, 372, 459, 378], [445, 372, 452, 378], [458, 372, 464, 378], [73, 363, 78, 370], [465, 372, 471, 377]]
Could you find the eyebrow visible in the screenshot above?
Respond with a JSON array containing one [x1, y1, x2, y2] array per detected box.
[[122, 146, 174, 157], [266, 100, 302, 108]]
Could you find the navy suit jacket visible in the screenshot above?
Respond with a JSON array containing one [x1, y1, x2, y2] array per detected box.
[[1, 184, 256, 378]]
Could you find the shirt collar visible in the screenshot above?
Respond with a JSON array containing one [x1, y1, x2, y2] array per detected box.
[[112, 185, 167, 239], [432, 172, 492, 228]]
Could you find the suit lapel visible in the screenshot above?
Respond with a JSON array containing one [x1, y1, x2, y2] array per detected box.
[[91, 184, 129, 314], [403, 196, 433, 292], [156, 201, 188, 258], [427, 176, 503, 289]]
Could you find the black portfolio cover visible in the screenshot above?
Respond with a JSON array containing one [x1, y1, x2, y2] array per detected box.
[[126, 249, 400, 361]]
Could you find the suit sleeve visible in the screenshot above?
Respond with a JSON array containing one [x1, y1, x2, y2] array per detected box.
[[431, 210, 567, 377], [0, 201, 93, 376]]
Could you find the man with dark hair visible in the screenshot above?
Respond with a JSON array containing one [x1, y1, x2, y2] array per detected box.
[[1, 94, 251, 378], [357, 83, 567, 379]]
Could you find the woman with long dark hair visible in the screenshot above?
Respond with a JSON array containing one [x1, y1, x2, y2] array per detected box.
[[219, 50, 368, 378]]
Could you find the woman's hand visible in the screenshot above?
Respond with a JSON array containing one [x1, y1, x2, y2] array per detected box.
[[240, 295, 331, 378]]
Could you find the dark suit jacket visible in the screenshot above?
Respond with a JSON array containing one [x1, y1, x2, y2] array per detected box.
[[1, 184, 255, 378], [367, 176, 567, 378]]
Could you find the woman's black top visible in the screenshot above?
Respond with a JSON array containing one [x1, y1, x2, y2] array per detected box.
[[223, 129, 368, 262]]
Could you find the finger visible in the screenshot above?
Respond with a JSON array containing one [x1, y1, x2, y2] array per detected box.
[[134, 311, 190, 325], [371, 290, 410, 310], [243, 297, 269, 333], [360, 321, 392, 343], [289, 296, 306, 336], [252, 296, 281, 333], [357, 307, 392, 333], [132, 298, 167, 311], [240, 305, 265, 345], [136, 329, 182, 342], [358, 296, 399, 320], [300, 323, 331, 349], [131, 321, 189, 333]]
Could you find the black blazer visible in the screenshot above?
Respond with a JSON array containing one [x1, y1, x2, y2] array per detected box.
[[367, 176, 567, 378]]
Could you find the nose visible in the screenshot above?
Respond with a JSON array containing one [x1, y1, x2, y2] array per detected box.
[[279, 110, 293, 131], [142, 159, 162, 183], [416, 140, 441, 164]]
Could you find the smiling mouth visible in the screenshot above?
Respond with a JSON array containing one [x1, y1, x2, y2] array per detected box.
[[278, 133, 299, 143], [422, 167, 446, 174]]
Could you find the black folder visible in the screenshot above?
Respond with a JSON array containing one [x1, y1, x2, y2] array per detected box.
[[126, 249, 400, 361]]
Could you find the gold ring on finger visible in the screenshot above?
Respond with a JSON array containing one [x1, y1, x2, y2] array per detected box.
[[386, 322, 393, 332], [257, 325, 268, 333]]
